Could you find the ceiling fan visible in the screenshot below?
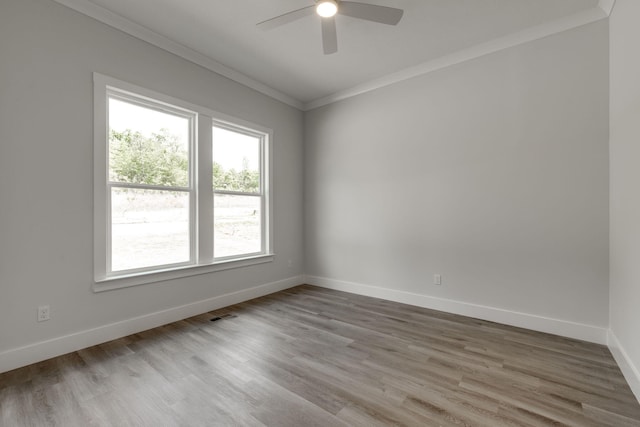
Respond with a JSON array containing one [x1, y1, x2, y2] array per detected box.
[[257, 0, 404, 55]]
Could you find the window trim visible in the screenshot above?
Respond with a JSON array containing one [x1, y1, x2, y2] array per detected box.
[[93, 73, 274, 292]]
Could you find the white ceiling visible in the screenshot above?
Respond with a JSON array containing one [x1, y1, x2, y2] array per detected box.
[[58, 0, 607, 109]]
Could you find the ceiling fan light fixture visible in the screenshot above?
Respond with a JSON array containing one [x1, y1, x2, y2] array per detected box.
[[258, 0, 404, 55], [316, 0, 338, 18]]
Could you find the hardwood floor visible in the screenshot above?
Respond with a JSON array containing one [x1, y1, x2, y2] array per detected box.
[[1, 285, 639, 426]]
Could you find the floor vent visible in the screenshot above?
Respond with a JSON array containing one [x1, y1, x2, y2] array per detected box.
[[210, 313, 236, 322]]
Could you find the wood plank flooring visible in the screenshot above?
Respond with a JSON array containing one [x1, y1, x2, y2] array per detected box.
[[1, 285, 639, 426]]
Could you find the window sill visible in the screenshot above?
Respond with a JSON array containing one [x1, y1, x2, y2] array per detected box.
[[93, 254, 274, 293]]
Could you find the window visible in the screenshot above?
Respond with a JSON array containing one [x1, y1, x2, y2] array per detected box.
[[94, 73, 273, 291], [108, 94, 195, 273], [212, 124, 265, 259]]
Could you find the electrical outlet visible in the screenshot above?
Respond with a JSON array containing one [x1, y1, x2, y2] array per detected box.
[[287, 259, 293, 268], [37, 305, 50, 322], [434, 274, 442, 286]]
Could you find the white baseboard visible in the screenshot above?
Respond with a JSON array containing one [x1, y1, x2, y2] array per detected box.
[[0, 275, 303, 374], [608, 330, 640, 403], [304, 275, 608, 345]]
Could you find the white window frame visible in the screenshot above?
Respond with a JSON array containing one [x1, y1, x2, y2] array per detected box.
[[93, 73, 274, 292], [106, 91, 197, 274], [212, 121, 268, 261]]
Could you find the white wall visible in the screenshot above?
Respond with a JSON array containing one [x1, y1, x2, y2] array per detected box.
[[0, 0, 617, 375], [0, 0, 304, 371], [305, 21, 610, 340], [609, 0, 640, 399]]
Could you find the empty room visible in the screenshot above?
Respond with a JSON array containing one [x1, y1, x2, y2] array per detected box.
[[1, 0, 639, 425]]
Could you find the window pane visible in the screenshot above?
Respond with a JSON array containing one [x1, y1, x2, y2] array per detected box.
[[109, 97, 190, 187], [212, 126, 260, 192], [214, 194, 261, 258], [111, 188, 190, 272]]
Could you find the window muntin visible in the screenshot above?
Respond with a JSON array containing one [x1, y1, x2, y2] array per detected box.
[[94, 73, 273, 289]]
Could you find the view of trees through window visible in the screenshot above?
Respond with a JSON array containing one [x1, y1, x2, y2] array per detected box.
[[109, 129, 259, 192], [212, 125, 262, 258], [108, 118, 262, 271]]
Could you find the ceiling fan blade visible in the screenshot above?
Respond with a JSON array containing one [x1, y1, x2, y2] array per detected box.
[[257, 5, 315, 30], [321, 17, 338, 54], [339, 1, 404, 25]]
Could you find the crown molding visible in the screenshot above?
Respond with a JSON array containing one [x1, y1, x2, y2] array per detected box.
[[51, 0, 610, 113], [598, 0, 616, 16], [303, 5, 609, 110], [52, 0, 304, 110]]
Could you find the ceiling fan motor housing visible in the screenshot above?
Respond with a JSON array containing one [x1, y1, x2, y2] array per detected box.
[[257, 1, 403, 55]]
